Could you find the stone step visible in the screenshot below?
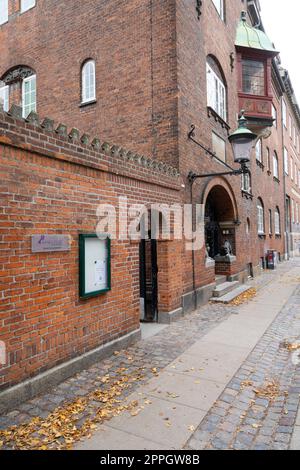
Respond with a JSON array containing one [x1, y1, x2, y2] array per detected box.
[[215, 275, 227, 286], [210, 285, 252, 304], [213, 281, 239, 298]]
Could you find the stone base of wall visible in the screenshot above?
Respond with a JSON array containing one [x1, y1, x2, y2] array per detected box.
[[158, 308, 184, 324], [0, 329, 141, 415]]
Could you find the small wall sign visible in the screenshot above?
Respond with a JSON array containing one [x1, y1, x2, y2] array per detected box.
[[79, 234, 111, 299], [31, 235, 71, 253]]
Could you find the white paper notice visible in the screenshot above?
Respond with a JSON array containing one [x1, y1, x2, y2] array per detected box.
[[94, 259, 107, 288]]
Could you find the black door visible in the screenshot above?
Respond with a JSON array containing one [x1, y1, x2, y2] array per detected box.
[[139, 238, 158, 322]]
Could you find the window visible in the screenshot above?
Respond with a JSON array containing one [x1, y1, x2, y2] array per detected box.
[[266, 147, 271, 171], [282, 100, 287, 128], [206, 62, 227, 121], [22, 74, 36, 118], [290, 158, 294, 180], [21, 0, 36, 13], [246, 218, 250, 235], [212, 132, 226, 162], [81, 60, 96, 104], [289, 116, 292, 137], [0, 0, 8, 25], [241, 171, 251, 193], [273, 152, 279, 179], [284, 147, 289, 175], [295, 164, 298, 186], [272, 105, 277, 128], [0, 85, 9, 111], [255, 139, 262, 163], [269, 210, 272, 235], [275, 208, 281, 235], [242, 60, 265, 96], [257, 199, 265, 234], [291, 199, 295, 223], [211, 0, 224, 20]]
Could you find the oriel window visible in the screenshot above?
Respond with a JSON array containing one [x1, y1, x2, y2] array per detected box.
[[242, 59, 265, 96]]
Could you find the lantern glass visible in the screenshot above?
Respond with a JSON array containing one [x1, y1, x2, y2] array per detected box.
[[231, 136, 254, 164]]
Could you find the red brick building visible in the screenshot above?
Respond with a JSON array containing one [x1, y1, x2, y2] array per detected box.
[[0, 0, 298, 405]]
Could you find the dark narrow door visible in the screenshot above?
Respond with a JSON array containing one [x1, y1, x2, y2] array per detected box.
[[139, 238, 158, 322]]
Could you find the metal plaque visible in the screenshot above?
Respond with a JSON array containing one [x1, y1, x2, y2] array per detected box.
[[31, 235, 71, 253]]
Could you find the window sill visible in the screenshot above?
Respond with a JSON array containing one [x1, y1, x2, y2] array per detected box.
[[275, 234, 281, 239], [256, 160, 264, 170], [258, 233, 266, 239], [79, 99, 97, 108], [207, 107, 230, 131], [241, 190, 253, 200], [273, 177, 280, 184]]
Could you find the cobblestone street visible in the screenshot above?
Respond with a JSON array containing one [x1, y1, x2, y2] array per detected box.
[[1, 260, 300, 450]]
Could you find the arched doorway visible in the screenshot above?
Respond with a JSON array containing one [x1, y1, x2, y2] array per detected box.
[[203, 181, 238, 263]]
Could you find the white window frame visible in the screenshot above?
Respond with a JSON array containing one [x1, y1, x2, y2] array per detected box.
[[82, 60, 96, 104], [241, 172, 251, 193], [272, 105, 277, 128], [0, 0, 8, 25], [273, 153, 279, 179], [21, 0, 36, 13], [0, 84, 9, 112], [257, 200, 265, 235], [284, 147, 289, 175], [206, 63, 227, 121], [282, 99, 287, 128], [211, 0, 224, 21], [255, 139, 262, 163], [275, 209, 281, 235], [22, 74, 36, 118]]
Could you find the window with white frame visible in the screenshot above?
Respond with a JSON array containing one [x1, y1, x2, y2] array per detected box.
[[273, 152, 279, 179], [81, 60, 96, 104], [255, 139, 262, 163], [282, 99, 287, 128], [206, 62, 227, 121], [22, 74, 36, 118], [21, 0, 36, 13], [0, 84, 9, 111], [284, 147, 289, 174], [269, 209, 272, 235], [289, 116, 292, 137], [211, 0, 224, 20], [257, 199, 265, 234], [272, 104, 277, 127], [275, 208, 281, 235], [241, 171, 251, 193], [0, 0, 8, 25], [291, 157, 294, 180]]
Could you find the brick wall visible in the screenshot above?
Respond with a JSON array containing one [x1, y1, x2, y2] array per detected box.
[[0, 108, 181, 390]]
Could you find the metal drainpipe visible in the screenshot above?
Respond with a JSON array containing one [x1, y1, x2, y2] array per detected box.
[[190, 180, 197, 307]]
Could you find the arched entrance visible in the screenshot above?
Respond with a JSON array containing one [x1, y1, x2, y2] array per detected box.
[[203, 180, 238, 266]]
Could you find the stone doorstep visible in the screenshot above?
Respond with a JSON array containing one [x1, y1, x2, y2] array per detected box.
[[210, 285, 252, 304], [213, 281, 240, 298]]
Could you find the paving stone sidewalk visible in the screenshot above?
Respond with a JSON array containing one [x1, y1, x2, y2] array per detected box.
[[0, 260, 299, 450], [186, 269, 300, 450]]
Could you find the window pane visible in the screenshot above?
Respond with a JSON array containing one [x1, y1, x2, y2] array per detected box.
[[22, 75, 36, 118], [82, 61, 96, 103], [212, 0, 224, 20], [206, 62, 226, 121], [0, 0, 8, 25], [21, 0, 36, 13], [242, 60, 265, 96], [0, 85, 9, 111]]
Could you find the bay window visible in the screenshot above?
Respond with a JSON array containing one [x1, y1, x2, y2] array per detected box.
[[242, 59, 265, 96]]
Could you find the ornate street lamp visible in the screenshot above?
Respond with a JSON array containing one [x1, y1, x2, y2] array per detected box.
[[188, 111, 257, 183]]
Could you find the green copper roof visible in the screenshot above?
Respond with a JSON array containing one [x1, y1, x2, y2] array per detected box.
[[235, 12, 278, 55]]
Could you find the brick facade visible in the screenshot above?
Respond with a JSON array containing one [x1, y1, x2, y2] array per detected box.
[[0, 0, 298, 392]]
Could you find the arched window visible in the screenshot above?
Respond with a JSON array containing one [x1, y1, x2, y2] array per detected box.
[[257, 198, 265, 235], [81, 60, 96, 104], [0, 0, 8, 25], [1, 66, 36, 118], [21, 0, 36, 13], [275, 207, 281, 235], [246, 218, 250, 235], [273, 151, 279, 179], [255, 139, 262, 163], [211, 0, 225, 21], [206, 56, 227, 121], [241, 171, 251, 193]]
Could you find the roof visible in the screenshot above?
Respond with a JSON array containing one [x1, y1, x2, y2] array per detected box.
[[235, 12, 278, 55]]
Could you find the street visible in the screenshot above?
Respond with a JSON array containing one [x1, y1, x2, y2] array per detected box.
[[0, 259, 300, 450]]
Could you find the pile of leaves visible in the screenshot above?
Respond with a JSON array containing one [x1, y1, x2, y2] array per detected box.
[[230, 288, 257, 306], [0, 369, 148, 451], [253, 379, 280, 401], [281, 340, 300, 352]]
